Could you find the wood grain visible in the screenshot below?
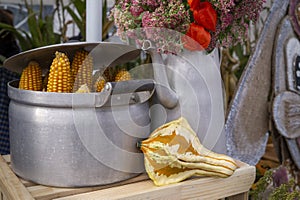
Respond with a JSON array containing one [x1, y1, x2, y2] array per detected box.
[[0, 156, 34, 200], [54, 162, 255, 200], [0, 155, 254, 200]]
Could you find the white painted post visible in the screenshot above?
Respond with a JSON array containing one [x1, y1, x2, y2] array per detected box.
[[86, 0, 102, 42]]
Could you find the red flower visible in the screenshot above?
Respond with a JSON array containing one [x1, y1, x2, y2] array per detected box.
[[185, 1, 217, 50], [183, 23, 211, 50], [188, 0, 201, 11], [193, 2, 217, 31]]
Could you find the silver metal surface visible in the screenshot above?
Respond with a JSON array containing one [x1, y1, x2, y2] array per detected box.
[[146, 48, 227, 154], [141, 41, 179, 109], [225, 0, 289, 165], [4, 42, 141, 74], [6, 42, 154, 187], [8, 80, 153, 187]]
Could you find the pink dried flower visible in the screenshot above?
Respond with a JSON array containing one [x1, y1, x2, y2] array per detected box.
[[110, 0, 266, 51], [211, 0, 266, 49], [145, 0, 160, 8], [130, 0, 144, 17]]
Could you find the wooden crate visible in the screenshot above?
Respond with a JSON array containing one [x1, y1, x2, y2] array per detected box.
[[0, 155, 255, 200]]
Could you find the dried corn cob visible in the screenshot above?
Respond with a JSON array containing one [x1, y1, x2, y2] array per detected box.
[[114, 69, 131, 82], [103, 67, 115, 82], [70, 50, 85, 88], [47, 51, 72, 93], [19, 61, 43, 91], [72, 50, 93, 92], [94, 76, 106, 92]]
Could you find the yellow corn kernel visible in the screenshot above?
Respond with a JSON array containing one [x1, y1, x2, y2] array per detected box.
[[94, 76, 106, 92], [47, 51, 72, 93], [114, 69, 131, 82], [103, 67, 115, 82], [71, 50, 93, 92], [19, 61, 43, 91]]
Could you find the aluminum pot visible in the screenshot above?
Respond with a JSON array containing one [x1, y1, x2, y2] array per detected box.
[[5, 42, 154, 187]]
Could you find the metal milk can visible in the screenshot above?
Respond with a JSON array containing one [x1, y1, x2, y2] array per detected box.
[[142, 41, 227, 154]]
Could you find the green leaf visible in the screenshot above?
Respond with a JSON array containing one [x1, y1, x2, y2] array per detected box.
[[249, 170, 273, 200], [39, 0, 44, 22], [64, 0, 86, 40], [0, 22, 32, 50], [269, 179, 300, 200], [44, 15, 60, 45], [65, 6, 85, 39], [234, 43, 244, 59], [71, 0, 86, 15], [103, 0, 107, 25], [17, 30, 34, 51], [25, 0, 43, 48]]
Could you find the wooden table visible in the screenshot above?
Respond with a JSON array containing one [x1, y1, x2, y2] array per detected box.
[[0, 155, 255, 200]]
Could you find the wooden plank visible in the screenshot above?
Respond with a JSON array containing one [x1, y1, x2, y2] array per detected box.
[[20, 179, 37, 187], [28, 185, 89, 200], [1, 156, 10, 165], [1, 192, 8, 200], [1, 190, 4, 200], [227, 192, 248, 200], [0, 156, 34, 200], [54, 163, 255, 200], [28, 174, 149, 200], [262, 144, 280, 162], [54, 180, 179, 200], [0, 155, 254, 200], [180, 165, 254, 200], [1, 155, 36, 187]]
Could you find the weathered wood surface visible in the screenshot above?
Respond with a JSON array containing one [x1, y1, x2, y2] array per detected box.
[[0, 155, 255, 200], [271, 15, 300, 169], [225, 0, 290, 166]]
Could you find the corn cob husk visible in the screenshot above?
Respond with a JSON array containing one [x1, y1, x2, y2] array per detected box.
[[72, 50, 93, 92], [19, 61, 43, 91], [114, 69, 131, 82], [75, 84, 90, 93], [47, 51, 72, 93], [139, 117, 237, 186]]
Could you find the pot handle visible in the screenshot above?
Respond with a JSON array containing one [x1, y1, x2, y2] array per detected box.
[[109, 79, 155, 94], [94, 79, 156, 107]]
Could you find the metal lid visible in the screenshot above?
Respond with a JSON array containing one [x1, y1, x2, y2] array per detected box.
[[3, 42, 141, 74]]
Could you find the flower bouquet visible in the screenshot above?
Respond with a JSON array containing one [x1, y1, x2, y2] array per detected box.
[[111, 0, 266, 52], [110, 0, 266, 154]]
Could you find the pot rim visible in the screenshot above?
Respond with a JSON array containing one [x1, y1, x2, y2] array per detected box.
[[8, 79, 155, 108]]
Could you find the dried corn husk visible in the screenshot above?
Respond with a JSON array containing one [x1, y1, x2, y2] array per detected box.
[[139, 117, 237, 186]]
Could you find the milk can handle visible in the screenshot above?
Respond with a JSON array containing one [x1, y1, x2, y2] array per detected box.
[[142, 40, 178, 109]]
